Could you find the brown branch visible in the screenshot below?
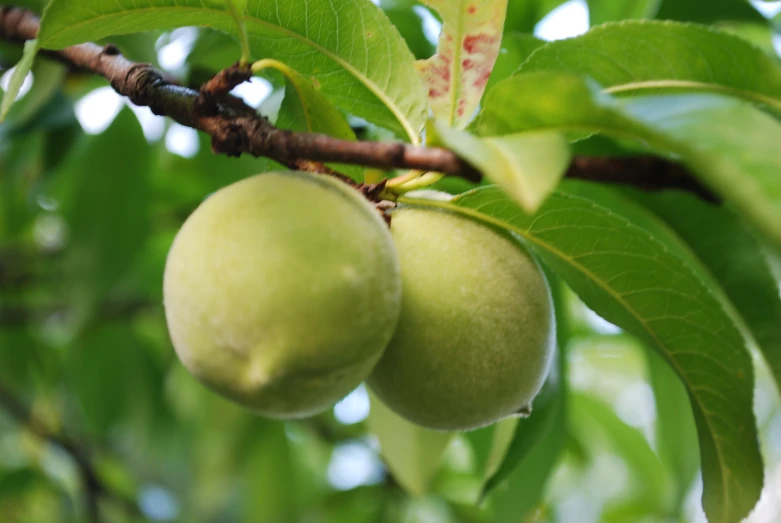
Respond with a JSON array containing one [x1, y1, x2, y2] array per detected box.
[[0, 7, 717, 200], [0, 382, 140, 520]]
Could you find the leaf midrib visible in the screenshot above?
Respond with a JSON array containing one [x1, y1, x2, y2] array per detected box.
[[399, 192, 740, 519], [605, 79, 781, 112], [447, 2, 468, 126], [41, 5, 420, 142]]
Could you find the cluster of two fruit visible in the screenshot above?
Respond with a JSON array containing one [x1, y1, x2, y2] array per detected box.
[[163, 171, 555, 432]]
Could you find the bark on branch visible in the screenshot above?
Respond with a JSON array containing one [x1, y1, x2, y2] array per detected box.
[[0, 7, 716, 200]]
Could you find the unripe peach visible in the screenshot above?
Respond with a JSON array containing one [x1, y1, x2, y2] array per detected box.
[[164, 172, 401, 418], [368, 206, 555, 431]]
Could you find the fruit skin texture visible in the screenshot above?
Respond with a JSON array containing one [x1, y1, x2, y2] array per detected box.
[[368, 207, 555, 431], [163, 171, 401, 419]]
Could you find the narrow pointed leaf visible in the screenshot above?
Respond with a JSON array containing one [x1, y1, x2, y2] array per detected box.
[[399, 187, 763, 523], [647, 347, 700, 510], [631, 191, 781, 395], [0, 39, 39, 121], [428, 121, 570, 213], [38, 0, 427, 140], [416, 0, 508, 127]]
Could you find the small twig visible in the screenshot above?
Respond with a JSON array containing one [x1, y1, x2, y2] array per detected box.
[[0, 382, 140, 520], [0, 7, 717, 200]]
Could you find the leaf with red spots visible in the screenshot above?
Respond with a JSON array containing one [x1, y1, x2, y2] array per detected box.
[[417, 0, 508, 128]]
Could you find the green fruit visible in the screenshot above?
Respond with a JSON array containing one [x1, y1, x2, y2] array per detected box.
[[163, 171, 401, 419], [368, 206, 555, 431]]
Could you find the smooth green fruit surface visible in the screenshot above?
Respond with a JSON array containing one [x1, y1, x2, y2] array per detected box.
[[368, 207, 555, 431], [163, 172, 401, 418]]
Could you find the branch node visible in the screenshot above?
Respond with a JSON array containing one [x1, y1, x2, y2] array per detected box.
[[196, 61, 253, 114], [101, 43, 120, 56]]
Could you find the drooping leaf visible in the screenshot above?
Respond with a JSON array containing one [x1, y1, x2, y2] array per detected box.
[[428, 121, 570, 213], [479, 374, 560, 498], [519, 20, 781, 113], [462, 417, 517, 492], [629, 190, 781, 395], [0, 39, 39, 121], [38, 0, 427, 140], [487, 410, 566, 520], [416, 0, 508, 128], [564, 181, 780, 508], [367, 390, 453, 496], [399, 187, 763, 523], [4, 58, 66, 128], [647, 346, 700, 512], [477, 72, 781, 252]]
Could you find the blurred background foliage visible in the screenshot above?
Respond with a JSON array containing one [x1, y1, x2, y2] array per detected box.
[[2, 0, 781, 522]]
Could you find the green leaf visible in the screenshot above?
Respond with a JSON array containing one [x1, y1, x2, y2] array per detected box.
[[58, 108, 150, 313], [0, 468, 51, 501], [629, 190, 781, 396], [519, 20, 781, 113], [477, 72, 781, 252], [586, 0, 659, 25], [243, 422, 300, 523], [252, 59, 362, 180], [656, 0, 764, 23], [620, 94, 781, 253], [481, 341, 565, 498], [486, 32, 544, 92], [463, 418, 517, 489], [647, 346, 700, 511], [428, 121, 570, 213], [504, 0, 568, 33], [488, 412, 566, 521], [416, 0, 508, 128], [383, 6, 436, 60], [4, 58, 67, 128], [67, 325, 163, 436], [367, 390, 453, 496], [0, 39, 39, 121], [399, 187, 763, 523], [38, 0, 427, 141]]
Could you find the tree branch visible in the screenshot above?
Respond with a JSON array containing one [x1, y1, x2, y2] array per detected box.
[[0, 7, 717, 200], [0, 381, 140, 520]]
